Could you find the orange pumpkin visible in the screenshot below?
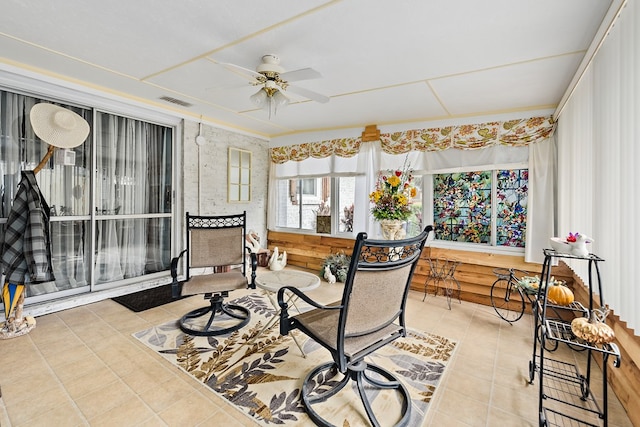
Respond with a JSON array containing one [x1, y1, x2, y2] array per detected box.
[[547, 283, 574, 306]]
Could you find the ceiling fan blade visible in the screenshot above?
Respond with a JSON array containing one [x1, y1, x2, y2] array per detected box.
[[286, 84, 330, 104], [221, 62, 263, 82], [279, 67, 322, 82]]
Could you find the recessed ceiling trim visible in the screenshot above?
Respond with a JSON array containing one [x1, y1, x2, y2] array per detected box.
[[140, 1, 341, 82]]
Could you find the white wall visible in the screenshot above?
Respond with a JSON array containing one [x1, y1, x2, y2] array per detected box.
[[182, 120, 269, 247]]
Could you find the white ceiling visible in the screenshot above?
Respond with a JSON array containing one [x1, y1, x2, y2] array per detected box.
[[0, 0, 615, 139]]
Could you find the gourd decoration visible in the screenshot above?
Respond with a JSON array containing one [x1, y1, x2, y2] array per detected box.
[[547, 282, 574, 306], [571, 306, 615, 345]]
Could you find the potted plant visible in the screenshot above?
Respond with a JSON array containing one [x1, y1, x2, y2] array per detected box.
[[341, 203, 354, 232], [321, 251, 351, 283]]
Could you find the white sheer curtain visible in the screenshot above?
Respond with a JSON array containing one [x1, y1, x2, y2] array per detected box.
[[525, 136, 557, 264], [355, 141, 381, 237], [94, 113, 170, 283], [555, 0, 638, 332], [95, 114, 125, 282]]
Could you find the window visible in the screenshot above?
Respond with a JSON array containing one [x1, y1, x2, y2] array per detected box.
[[270, 154, 524, 245], [275, 176, 355, 234], [432, 169, 527, 247], [336, 177, 355, 233], [407, 175, 424, 237], [301, 178, 317, 196]]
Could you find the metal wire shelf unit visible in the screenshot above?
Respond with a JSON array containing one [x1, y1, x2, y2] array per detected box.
[[530, 250, 621, 427]]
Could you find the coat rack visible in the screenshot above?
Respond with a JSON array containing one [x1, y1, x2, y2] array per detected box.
[[1, 103, 89, 339]]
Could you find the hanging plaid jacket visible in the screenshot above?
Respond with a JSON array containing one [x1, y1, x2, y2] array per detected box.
[[1, 171, 55, 285]]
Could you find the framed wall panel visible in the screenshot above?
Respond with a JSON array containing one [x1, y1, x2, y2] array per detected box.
[[228, 147, 251, 202]]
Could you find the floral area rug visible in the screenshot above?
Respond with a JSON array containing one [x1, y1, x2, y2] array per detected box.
[[133, 291, 457, 426]]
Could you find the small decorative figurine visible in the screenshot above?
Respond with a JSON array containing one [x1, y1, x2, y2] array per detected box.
[[268, 246, 287, 271], [549, 232, 593, 257], [245, 230, 262, 253], [323, 265, 336, 284]]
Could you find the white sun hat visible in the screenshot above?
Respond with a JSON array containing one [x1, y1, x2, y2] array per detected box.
[[29, 103, 90, 148]]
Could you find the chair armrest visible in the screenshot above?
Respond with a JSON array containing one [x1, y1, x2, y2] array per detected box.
[[170, 249, 187, 298], [245, 248, 258, 289], [277, 285, 342, 336], [277, 286, 339, 310]]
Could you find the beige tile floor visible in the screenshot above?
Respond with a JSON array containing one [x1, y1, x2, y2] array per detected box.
[[0, 270, 633, 427]]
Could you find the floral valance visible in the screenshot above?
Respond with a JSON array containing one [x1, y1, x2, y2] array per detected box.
[[270, 116, 554, 164]]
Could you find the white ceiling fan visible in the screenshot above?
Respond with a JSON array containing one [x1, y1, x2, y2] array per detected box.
[[223, 54, 329, 115]]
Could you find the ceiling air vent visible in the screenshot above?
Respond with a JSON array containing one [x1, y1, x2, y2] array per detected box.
[[159, 96, 192, 107]]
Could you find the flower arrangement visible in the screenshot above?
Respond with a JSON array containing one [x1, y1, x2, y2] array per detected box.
[[369, 160, 417, 221], [566, 232, 579, 242]]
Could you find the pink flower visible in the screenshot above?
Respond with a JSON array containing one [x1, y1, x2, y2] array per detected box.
[[566, 232, 579, 243]]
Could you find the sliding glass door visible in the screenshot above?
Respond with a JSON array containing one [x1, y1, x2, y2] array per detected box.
[[94, 112, 172, 285], [0, 89, 173, 301]]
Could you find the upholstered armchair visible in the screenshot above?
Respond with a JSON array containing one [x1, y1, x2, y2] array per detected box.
[[171, 212, 257, 336], [278, 226, 433, 426]]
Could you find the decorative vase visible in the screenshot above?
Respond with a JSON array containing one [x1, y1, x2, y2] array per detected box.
[[379, 219, 406, 240], [549, 235, 593, 257], [316, 215, 331, 234]]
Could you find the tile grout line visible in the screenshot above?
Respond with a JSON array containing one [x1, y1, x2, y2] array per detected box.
[[18, 313, 90, 426], [52, 307, 161, 425]]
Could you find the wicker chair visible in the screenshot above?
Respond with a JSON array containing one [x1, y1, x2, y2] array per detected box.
[[171, 212, 257, 336], [278, 225, 433, 426]]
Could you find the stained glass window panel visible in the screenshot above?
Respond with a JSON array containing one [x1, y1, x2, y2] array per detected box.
[[496, 169, 528, 247], [433, 171, 492, 243]]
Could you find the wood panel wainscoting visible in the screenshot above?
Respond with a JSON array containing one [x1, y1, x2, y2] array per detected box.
[[569, 270, 639, 427], [267, 230, 638, 424], [266, 231, 570, 308]]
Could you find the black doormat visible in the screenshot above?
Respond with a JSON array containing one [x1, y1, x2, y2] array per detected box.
[[112, 284, 183, 312]]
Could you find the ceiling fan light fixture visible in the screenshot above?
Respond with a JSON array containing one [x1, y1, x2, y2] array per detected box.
[[273, 90, 290, 109], [250, 88, 269, 108], [250, 86, 289, 117]]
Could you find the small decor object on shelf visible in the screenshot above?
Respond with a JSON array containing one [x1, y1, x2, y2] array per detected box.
[[547, 282, 574, 306], [369, 157, 416, 239], [549, 232, 592, 257], [571, 306, 616, 345]]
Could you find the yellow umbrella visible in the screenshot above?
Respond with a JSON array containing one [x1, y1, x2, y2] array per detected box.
[[2, 282, 24, 320]]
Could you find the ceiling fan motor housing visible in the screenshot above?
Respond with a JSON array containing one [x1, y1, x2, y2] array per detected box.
[[257, 54, 284, 75]]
